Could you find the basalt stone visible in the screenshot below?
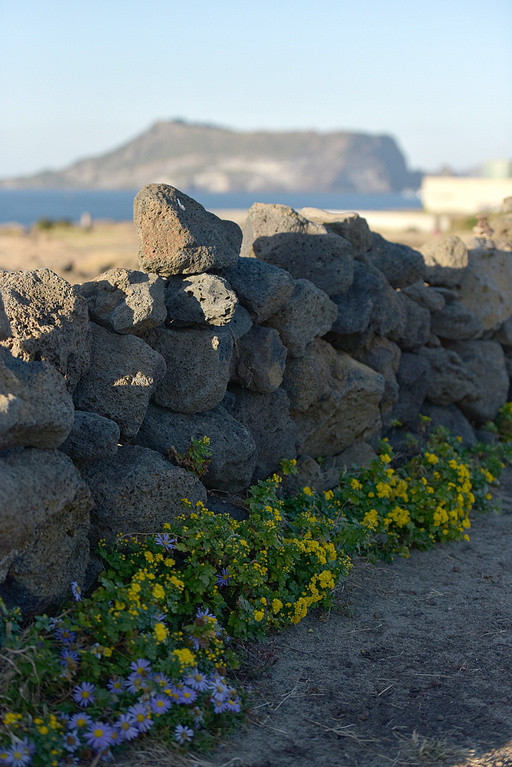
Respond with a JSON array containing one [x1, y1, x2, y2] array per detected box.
[[0, 294, 10, 341], [226, 385, 298, 481], [81, 445, 207, 548], [417, 346, 480, 406], [78, 269, 167, 336], [391, 352, 431, 427], [145, 326, 233, 414], [73, 323, 166, 439], [165, 273, 238, 327], [401, 281, 446, 313], [264, 279, 338, 357], [59, 411, 120, 464], [388, 293, 431, 351], [135, 402, 257, 494], [134, 184, 241, 276], [351, 336, 401, 429], [430, 302, 483, 340], [491, 214, 512, 251], [220, 257, 295, 323], [365, 233, 425, 289], [444, 340, 509, 423], [230, 325, 287, 393], [328, 261, 382, 336], [418, 402, 477, 448], [0, 269, 90, 392], [494, 315, 512, 347], [298, 208, 373, 255], [241, 202, 329, 258], [0, 448, 93, 614], [282, 338, 384, 456], [459, 247, 512, 332], [0, 347, 75, 450], [251, 231, 354, 297], [226, 305, 253, 341], [421, 236, 469, 288]]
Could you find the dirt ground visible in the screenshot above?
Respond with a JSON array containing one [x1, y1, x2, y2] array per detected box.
[[205, 471, 512, 767]]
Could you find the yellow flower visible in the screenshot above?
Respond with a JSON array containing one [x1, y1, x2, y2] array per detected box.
[[303, 486, 313, 496], [351, 478, 362, 490], [152, 584, 165, 600], [253, 610, 264, 622], [172, 648, 196, 669], [362, 509, 379, 530], [144, 551, 154, 563], [3, 713, 18, 726], [271, 598, 283, 614], [380, 453, 391, 463], [425, 452, 439, 464], [154, 622, 168, 643]]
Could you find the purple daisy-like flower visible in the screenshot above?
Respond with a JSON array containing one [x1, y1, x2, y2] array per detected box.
[[72, 681, 96, 707], [155, 533, 175, 551], [215, 567, 232, 586], [126, 671, 144, 695], [153, 672, 171, 688], [223, 696, 242, 713], [212, 699, 228, 714], [55, 627, 76, 645], [70, 581, 82, 602], [84, 721, 115, 750], [107, 676, 125, 695], [150, 695, 172, 715], [4, 742, 31, 767], [163, 685, 180, 703], [184, 669, 210, 692], [127, 703, 153, 733], [60, 648, 80, 668], [196, 607, 216, 620], [209, 679, 229, 701], [178, 686, 197, 705], [174, 724, 194, 744], [68, 712, 92, 730], [63, 729, 81, 753], [115, 714, 139, 742], [129, 658, 151, 676]]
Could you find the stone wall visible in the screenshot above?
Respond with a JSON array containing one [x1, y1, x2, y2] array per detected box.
[[2, 184, 512, 614]]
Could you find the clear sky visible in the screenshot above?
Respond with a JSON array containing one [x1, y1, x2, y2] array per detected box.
[[1, 0, 511, 178]]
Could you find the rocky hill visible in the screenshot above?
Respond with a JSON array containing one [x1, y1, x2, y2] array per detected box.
[[2, 120, 422, 193]]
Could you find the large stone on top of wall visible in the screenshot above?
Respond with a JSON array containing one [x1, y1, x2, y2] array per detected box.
[[145, 326, 233, 414], [251, 231, 354, 297], [282, 338, 385, 456], [73, 323, 166, 439], [226, 385, 298, 481], [0, 347, 75, 449], [78, 268, 167, 335], [240, 202, 328, 256], [264, 279, 338, 358], [298, 208, 373, 255], [134, 184, 241, 276], [445, 340, 509, 423], [0, 269, 90, 391], [221, 257, 295, 323], [81, 445, 207, 547], [365, 233, 425, 289], [135, 402, 257, 493], [0, 449, 93, 614], [421, 235, 469, 288], [230, 325, 287, 394]]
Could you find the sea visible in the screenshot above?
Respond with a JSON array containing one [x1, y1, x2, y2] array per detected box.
[[0, 188, 422, 227]]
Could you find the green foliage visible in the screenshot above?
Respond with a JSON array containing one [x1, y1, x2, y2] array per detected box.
[[168, 435, 212, 478], [35, 217, 71, 231], [1, 404, 511, 764]]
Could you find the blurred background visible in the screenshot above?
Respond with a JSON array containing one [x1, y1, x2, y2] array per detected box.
[[0, 0, 511, 280]]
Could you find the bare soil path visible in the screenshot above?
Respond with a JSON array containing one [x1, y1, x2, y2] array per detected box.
[[206, 472, 512, 767]]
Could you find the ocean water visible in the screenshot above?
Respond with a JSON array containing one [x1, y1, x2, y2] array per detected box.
[[0, 188, 422, 227]]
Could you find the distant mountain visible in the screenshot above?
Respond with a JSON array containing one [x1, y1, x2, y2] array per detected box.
[[1, 120, 423, 193]]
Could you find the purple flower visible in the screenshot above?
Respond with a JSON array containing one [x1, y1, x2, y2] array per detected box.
[[84, 721, 114, 750], [184, 669, 210, 692], [150, 695, 172, 715], [164, 685, 180, 703], [126, 671, 144, 695], [55, 627, 76, 645], [155, 533, 175, 551], [178, 686, 197, 705], [115, 714, 139, 742], [191, 705, 204, 724], [223, 696, 242, 713], [63, 729, 81, 753], [60, 649, 80, 670], [127, 703, 153, 733], [209, 678, 229, 701], [68, 713, 92, 730], [196, 607, 216, 620], [212, 699, 228, 714], [70, 581, 82, 602], [153, 672, 171, 688], [72, 681, 95, 707], [4, 742, 31, 767], [215, 567, 232, 586], [174, 724, 194, 744], [129, 658, 151, 676], [106, 676, 124, 695]]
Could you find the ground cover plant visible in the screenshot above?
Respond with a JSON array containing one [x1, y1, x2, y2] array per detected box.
[[1, 411, 512, 767]]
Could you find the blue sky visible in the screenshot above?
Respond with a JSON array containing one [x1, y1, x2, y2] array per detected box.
[[0, 0, 511, 177]]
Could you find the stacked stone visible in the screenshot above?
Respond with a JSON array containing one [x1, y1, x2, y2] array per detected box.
[[2, 186, 512, 614]]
